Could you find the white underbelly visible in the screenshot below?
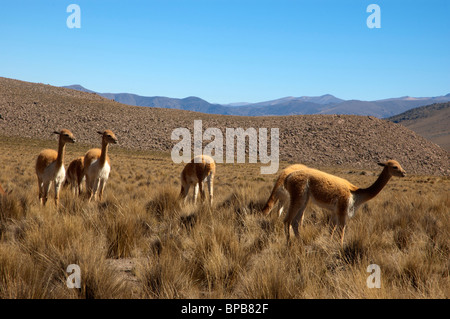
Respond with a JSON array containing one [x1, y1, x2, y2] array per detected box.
[[310, 194, 356, 218], [347, 195, 356, 217], [42, 162, 65, 184], [88, 160, 110, 181]]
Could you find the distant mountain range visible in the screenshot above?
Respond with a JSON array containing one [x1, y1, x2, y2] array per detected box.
[[62, 85, 450, 118]]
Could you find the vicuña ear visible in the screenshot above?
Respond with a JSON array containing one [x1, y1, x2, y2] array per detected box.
[[377, 162, 386, 167], [53, 131, 60, 135], [97, 131, 104, 135]]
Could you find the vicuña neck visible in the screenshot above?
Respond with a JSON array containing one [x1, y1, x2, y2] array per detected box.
[[56, 139, 66, 169], [99, 139, 108, 166], [355, 167, 392, 205]]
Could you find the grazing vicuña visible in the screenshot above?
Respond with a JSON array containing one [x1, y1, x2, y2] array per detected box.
[[180, 154, 216, 205], [283, 160, 406, 245]]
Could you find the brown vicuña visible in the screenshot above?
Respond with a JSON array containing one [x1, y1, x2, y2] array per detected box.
[[283, 160, 406, 245], [35, 129, 76, 206], [64, 156, 85, 196], [180, 154, 216, 205], [262, 164, 308, 216], [83, 130, 118, 201]]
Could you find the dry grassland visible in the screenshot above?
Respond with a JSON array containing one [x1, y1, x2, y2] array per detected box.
[[0, 135, 448, 298]]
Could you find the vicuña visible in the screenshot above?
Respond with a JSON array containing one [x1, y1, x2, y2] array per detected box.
[[83, 130, 118, 202], [180, 154, 216, 205], [35, 129, 76, 206], [283, 160, 406, 245]]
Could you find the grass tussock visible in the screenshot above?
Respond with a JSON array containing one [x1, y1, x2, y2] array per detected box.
[[0, 136, 448, 298]]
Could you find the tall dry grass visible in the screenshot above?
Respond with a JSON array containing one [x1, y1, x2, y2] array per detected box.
[[0, 135, 448, 298]]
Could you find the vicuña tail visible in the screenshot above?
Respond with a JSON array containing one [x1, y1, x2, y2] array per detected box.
[[262, 174, 285, 215]]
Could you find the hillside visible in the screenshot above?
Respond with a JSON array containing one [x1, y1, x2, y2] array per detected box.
[[63, 84, 450, 118], [387, 102, 450, 151], [1, 77, 449, 175]]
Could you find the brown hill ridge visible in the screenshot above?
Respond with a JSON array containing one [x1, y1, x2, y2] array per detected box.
[[1, 77, 449, 176], [387, 102, 450, 151]]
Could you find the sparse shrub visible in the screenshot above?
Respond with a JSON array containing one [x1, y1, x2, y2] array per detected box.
[[340, 238, 367, 265], [180, 213, 197, 231], [138, 254, 195, 299], [106, 213, 142, 259], [145, 187, 181, 221], [394, 227, 412, 250], [0, 193, 29, 224], [237, 248, 306, 299]]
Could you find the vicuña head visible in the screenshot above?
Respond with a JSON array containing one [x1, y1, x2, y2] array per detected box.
[[83, 130, 118, 202], [35, 129, 76, 207], [283, 160, 406, 246], [179, 154, 216, 205]]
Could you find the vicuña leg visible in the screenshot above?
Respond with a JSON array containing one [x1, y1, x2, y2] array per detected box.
[[54, 181, 62, 207], [98, 179, 106, 201], [180, 184, 190, 203], [91, 178, 101, 201], [207, 174, 214, 205], [42, 181, 51, 206], [38, 178, 44, 205], [275, 187, 290, 217], [199, 180, 205, 202], [331, 213, 347, 246], [193, 183, 199, 203], [284, 192, 309, 243]]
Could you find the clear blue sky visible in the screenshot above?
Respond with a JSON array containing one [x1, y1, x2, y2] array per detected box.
[[0, 0, 449, 103]]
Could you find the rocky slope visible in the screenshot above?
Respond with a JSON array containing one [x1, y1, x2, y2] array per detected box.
[[388, 102, 450, 151]]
